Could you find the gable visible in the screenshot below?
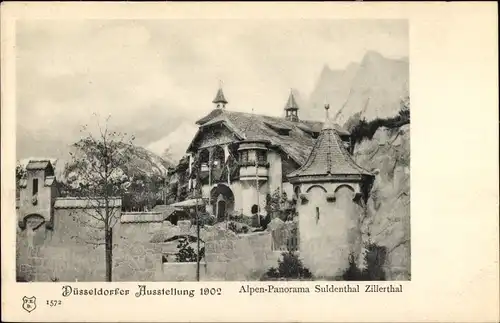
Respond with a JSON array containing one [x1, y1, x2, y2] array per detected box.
[[187, 122, 242, 152]]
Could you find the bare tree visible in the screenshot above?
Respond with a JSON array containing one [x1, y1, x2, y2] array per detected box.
[[64, 115, 134, 282]]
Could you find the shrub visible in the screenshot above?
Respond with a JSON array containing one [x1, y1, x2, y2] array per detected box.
[[349, 106, 410, 148], [340, 243, 387, 281], [363, 243, 387, 281], [227, 221, 250, 234], [16, 273, 30, 282], [251, 214, 271, 230], [261, 251, 313, 280], [175, 237, 204, 262], [228, 213, 254, 227], [341, 254, 364, 281], [191, 212, 215, 227]]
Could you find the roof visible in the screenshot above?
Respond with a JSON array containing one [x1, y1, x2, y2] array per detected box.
[[54, 197, 122, 209], [190, 109, 349, 166], [121, 212, 166, 223], [212, 88, 228, 104], [288, 111, 372, 179], [284, 92, 299, 111], [152, 205, 182, 217], [44, 176, 56, 186], [26, 160, 52, 170], [169, 198, 205, 208]]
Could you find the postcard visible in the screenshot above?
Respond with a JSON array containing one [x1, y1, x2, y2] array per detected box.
[[1, 2, 498, 322]]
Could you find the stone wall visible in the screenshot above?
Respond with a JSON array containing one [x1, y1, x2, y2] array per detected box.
[[112, 220, 162, 282], [17, 209, 284, 282], [155, 222, 281, 281], [17, 208, 107, 282]]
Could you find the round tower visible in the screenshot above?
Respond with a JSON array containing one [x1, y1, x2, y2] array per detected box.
[[287, 105, 374, 279]]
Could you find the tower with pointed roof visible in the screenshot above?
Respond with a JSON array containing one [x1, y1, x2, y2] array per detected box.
[[288, 104, 374, 278], [17, 159, 58, 231], [213, 86, 228, 109], [284, 90, 299, 122]]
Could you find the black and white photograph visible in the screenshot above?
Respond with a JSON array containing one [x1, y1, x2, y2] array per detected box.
[[3, 2, 499, 323], [14, 19, 411, 283]]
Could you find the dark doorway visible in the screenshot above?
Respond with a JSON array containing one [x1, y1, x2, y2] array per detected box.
[[210, 184, 235, 222], [217, 200, 227, 222]]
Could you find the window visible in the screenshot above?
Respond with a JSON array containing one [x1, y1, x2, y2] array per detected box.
[[240, 151, 249, 163], [316, 207, 320, 224], [256, 150, 267, 163], [251, 204, 259, 215], [32, 178, 38, 196]]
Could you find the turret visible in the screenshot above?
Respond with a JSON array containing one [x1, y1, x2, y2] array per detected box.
[[284, 89, 299, 122], [212, 86, 228, 109]]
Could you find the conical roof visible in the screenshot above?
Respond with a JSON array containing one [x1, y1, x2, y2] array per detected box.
[[212, 88, 228, 104], [284, 91, 299, 111], [288, 105, 372, 180]]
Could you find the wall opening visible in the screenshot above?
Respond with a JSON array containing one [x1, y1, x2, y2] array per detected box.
[[217, 200, 227, 222], [210, 184, 234, 222], [32, 178, 38, 196]]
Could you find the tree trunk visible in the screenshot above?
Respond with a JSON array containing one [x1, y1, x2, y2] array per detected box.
[[105, 227, 113, 282]]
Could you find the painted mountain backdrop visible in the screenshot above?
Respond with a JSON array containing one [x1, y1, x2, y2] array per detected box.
[[304, 50, 409, 126], [145, 52, 408, 163], [17, 50, 408, 166]]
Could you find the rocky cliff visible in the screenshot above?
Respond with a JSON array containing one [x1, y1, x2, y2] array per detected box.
[[354, 124, 410, 280]]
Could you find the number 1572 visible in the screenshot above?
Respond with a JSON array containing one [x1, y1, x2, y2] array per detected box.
[[46, 300, 62, 307]]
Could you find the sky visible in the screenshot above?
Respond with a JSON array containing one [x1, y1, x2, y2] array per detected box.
[[16, 19, 408, 158]]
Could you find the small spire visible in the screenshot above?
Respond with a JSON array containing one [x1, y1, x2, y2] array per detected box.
[[212, 84, 228, 109], [284, 90, 299, 111], [322, 103, 335, 130], [284, 89, 299, 122]]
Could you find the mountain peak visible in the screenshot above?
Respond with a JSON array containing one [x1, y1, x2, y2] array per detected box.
[[320, 64, 332, 74], [361, 50, 384, 65], [316, 64, 333, 83], [305, 50, 409, 124]]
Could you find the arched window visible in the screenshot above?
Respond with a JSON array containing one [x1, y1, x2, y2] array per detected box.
[[334, 184, 355, 194], [306, 185, 327, 193], [251, 204, 259, 215]]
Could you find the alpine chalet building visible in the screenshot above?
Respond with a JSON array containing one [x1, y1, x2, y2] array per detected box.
[[170, 87, 364, 222]]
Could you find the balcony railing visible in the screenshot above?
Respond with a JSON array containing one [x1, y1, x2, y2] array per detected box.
[[238, 160, 270, 168]]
